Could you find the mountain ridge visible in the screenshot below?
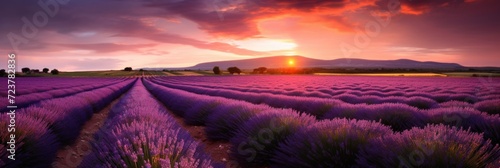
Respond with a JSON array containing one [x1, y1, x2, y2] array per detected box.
[[145, 55, 469, 70]]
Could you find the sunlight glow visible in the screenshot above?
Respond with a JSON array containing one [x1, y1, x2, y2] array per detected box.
[[288, 59, 295, 66]]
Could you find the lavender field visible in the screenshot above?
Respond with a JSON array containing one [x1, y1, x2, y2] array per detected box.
[[2, 76, 500, 167]]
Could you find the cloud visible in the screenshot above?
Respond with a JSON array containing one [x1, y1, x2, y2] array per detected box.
[[395, 0, 479, 15], [0, 0, 264, 55], [67, 58, 125, 70], [116, 32, 265, 55], [1, 0, 499, 68], [57, 43, 157, 53], [143, 0, 378, 38]]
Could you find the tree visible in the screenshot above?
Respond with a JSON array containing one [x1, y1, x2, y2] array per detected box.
[[51, 69, 59, 75], [0, 69, 5, 76], [43, 68, 49, 73], [253, 67, 267, 74], [124, 67, 132, 71], [32, 69, 40, 73], [227, 67, 241, 75], [213, 66, 221, 75], [22, 67, 30, 73]]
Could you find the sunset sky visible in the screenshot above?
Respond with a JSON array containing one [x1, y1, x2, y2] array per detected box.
[[1, 0, 499, 71]]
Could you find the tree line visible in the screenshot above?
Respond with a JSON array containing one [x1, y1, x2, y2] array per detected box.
[[0, 67, 59, 76], [212, 66, 267, 75]]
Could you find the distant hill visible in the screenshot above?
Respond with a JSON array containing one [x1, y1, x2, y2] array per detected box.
[[149, 56, 467, 70]]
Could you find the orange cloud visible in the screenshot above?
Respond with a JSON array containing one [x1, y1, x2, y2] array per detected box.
[[398, 0, 480, 15], [400, 4, 427, 15], [148, 0, 378, 39]]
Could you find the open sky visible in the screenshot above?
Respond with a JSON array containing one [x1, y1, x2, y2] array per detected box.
[[1, 0, 499, 71]]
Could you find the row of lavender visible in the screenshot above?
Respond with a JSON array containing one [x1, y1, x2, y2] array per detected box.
[[165, 76, 500, 97], [162, 76, 500, 106], [157, 78, 477, 110], [150, 78, 500, 144], [143, 78, 500, 167], [0, 79, 135, 167], [81, 79, 219, 167], [0, 77, 132, 97], [0, 78, 132, 112]]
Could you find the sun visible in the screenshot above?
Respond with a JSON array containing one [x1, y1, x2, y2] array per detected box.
[[288, 60, 294, 66]]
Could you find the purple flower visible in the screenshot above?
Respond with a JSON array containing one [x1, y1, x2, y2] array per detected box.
[[404, 96, 438, 109], [205, 102, 270, 141], [0, 113, 59, 167], [272, 118, 392, 167], [474, 99, 500, 115], [230, 109, 316, 167], [183, 98, 225, 126], [357, 124, 500, 167]]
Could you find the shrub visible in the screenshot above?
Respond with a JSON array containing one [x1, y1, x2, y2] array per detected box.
[[144, 82, 198, 117], [379, 96, 406, 104], [184, 98, 224, 126], [385, 91, 405, 97], [213, 66, 221, 74], [22, 106, 82, 145], [449, 94, 478, 104], [364, 103, 427, 131], [325, 103, 425, 131], [356, 124, 500, 167], [426, 106, 500, 145], [0, 114, 59, 167], [82, 80, 218, 168], [359, 95, 383, 104], [205, 103, 269, 141], [474, 99, 500, 115], [21, 67, 30, 73], [106, 106, 175, 128], [406, 92, 433, 99], [82, 121, 215, 168], [272, 119, 392, 167], [475, 116, 500, 145], [51, 69, 59, 75], [230, 109, 316, 167], [322, 103, 368, 120], [405, 96, 438, 109], [364, 90, 386, 97], [294, 98, 339, 118], [37, 96, 94, 125], [334, 93, 361, 104], [432, 94, 451, 103], [228, 67, 242, 75], [438, 100, 473, 108]]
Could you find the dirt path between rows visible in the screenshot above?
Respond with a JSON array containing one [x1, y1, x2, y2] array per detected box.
[[167, 112, 235, 167], [147, 84, 235, 167], [52, 82, 235, 167], [52, 95, 124, 168]]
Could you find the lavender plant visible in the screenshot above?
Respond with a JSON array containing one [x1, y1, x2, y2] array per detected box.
[[272, 119, 392, 167], [230, 109, 316, 167], [356, 124, 500, 167]]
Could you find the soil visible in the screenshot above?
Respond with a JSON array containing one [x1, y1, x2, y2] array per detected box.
[[52, 96, 123, 168], [52, 82, 236, 168], [167, 113, 235, 167]]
